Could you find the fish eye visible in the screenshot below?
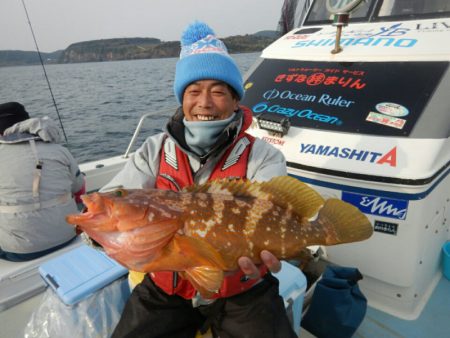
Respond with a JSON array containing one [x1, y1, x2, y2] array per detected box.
[[115, 189, 127, 197]]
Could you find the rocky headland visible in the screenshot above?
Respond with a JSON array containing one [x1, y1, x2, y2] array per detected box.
[[0, 31, 278, 67]]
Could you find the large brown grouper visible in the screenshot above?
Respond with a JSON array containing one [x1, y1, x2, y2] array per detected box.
[[66, 176, 372, 297]]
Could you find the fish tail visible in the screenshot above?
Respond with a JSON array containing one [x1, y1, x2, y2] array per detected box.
[[313, 198, 373, 245], [260, 177, 372, 244]]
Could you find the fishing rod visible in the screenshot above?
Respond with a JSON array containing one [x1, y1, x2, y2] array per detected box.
[[20, 0, 69, 144]]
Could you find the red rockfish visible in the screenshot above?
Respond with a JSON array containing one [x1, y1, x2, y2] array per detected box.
[[66, 176, 372, 297]]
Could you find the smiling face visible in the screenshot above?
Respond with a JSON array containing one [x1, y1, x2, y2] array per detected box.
[[182, 80, 239, 122]]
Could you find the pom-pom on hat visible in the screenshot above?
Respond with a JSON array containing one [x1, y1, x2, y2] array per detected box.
[[0, 102, 30, 134], [174, 21, 244, 103]]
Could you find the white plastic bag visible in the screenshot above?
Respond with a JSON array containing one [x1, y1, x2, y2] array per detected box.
[[24, 277, 130, 338]]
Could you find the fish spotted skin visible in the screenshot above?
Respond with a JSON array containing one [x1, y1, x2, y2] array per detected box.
[[67, 176, 373, 297], [182, 193, 312, 268]]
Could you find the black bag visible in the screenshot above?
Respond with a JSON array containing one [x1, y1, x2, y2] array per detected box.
[[301, 266, 367, 338]]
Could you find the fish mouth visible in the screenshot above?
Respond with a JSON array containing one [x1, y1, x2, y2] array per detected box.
[[80, 193, 106, 212], [66, 211, 94, 226], [66, 192, 109, 227]]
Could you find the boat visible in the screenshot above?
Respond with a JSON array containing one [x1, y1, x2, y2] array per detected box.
[[0, 154, 129, 338], [1, 0, 449, 337], [242, 0, 450, 336]]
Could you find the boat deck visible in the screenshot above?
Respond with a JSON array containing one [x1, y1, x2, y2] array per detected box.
[[356, 276, 450, 338], [301, 275, 450, 338]]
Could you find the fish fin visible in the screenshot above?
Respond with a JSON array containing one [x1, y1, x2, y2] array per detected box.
[[184, 266, 224, 299], [313, 198, 373, 245], [258, 176, 325, 218], [183, 176, 324, 218], [141, 235, 225, 297], [142, 234, 227, 272], [182, 178, 246, 195]]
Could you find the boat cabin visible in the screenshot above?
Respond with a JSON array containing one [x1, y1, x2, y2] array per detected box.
[[243, 0, 450, 320]]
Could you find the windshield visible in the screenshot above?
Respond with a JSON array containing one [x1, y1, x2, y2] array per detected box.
[[306, 0, 372, 23], [304, 0, 450, 25], [378, 0, 450, 18]]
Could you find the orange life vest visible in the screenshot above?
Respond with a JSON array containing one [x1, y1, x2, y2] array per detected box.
[[152, 115, 267, 299]]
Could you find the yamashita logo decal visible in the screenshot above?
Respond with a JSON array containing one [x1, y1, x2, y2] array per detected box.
[[300, 143, 397, 167]]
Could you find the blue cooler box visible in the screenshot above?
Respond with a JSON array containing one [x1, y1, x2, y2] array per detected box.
[[39, 244, 128, 305], [273, 261, 307, 336]]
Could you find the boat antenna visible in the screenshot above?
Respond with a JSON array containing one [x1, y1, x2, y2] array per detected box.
[[20, 0, 69, 144]]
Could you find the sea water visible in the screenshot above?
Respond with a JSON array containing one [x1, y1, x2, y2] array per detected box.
[[0, 52, 260, 163]]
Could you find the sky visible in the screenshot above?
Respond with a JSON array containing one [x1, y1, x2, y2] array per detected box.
[[0, 0, 285, 52]]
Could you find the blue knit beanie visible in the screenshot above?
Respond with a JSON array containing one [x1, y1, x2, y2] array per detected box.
[[174, 21, 244, 103]]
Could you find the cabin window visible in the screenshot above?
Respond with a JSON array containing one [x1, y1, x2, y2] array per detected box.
[[303, 0, 450, 25], [305, 0, 371, 24], [379, 0, 450, 17]]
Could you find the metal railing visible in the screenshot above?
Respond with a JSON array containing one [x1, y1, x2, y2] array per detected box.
[[123, 108, 176, 158]]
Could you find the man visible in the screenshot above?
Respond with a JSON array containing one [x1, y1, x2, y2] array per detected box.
[[107, 22, 296, 338], [0, 102, 85, 261]]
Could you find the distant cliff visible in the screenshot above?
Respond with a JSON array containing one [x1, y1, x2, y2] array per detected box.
[[0, 50, 62, 67], [59, 37, 168, 63], [59, 34, 277, 63], [0, 32, 278, 67]]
